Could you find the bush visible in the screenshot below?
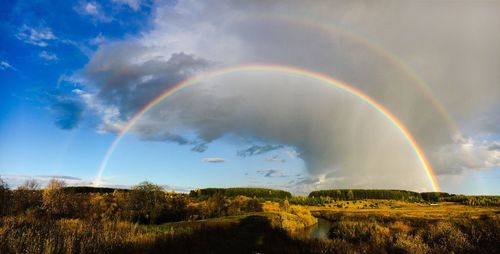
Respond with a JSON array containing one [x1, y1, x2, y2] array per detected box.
[[43, 179, 73, 218], [421, 221, 471, 253], [393, 233, 430, 254]]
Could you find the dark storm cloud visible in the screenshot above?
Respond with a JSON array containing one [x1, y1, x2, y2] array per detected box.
[[135, 125, 189, 144], [65, 0, 500, 191], [82, 45, 211, 122]]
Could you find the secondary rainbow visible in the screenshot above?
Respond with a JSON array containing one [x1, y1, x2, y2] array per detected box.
[[93, 64, 440, 191], [238, 14, 463, 137]]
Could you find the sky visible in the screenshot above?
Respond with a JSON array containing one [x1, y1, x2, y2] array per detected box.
[[0, 0, 499, 195]]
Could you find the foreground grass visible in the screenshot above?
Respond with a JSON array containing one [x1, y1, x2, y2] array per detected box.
[[1, 201, 498, 253]]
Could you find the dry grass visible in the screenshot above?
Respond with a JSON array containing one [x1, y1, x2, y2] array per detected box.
[[309, 200, 499, 220]]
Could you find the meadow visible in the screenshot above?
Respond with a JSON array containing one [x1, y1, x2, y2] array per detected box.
[[0, 178, 499, 253]]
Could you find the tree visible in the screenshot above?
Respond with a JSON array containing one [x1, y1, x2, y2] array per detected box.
[[128, 181, 167, 224], [0, 176, 10, 216], [206, 193, 226, 217], [43, 178, 71, 217], [347, 190, 354, 200], [13, 179, 42, 215]]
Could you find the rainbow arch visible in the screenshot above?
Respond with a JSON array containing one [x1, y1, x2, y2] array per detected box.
[[236, 14, 462, 137], [93, 64, 440, 191]]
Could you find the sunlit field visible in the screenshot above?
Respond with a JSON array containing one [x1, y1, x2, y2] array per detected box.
[[1, 180, 498, 253]]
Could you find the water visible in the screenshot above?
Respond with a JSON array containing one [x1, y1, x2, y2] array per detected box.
[[296, 217, 335, 240]]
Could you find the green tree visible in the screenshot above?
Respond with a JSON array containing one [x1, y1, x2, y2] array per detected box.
[[347, 190, 354, 200], [129, 181, 167, 224]]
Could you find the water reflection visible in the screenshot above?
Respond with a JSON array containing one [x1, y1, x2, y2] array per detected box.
[[296, 217, 334, 240]]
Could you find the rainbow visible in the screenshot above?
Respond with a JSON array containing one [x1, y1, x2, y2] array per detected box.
[[93, 64, 440, 191], [236, 14, 462, 137]]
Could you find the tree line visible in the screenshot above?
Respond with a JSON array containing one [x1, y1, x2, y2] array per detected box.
[[309, 189, 500, 206], [0, 178, 263, 224], [309, 189, 423, 202], [189, 187, 292, 200]]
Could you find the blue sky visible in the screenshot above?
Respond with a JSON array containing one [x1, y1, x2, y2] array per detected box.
[[1, 0, 499, 195]]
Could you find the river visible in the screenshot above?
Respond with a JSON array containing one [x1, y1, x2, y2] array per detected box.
[[296, 217, 335, 240]]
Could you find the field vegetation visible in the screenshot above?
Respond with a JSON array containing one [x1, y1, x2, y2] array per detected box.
[[0, 177, 498, 253]]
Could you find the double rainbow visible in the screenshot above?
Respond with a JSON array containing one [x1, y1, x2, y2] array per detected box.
[[93, 64, 440, 191]]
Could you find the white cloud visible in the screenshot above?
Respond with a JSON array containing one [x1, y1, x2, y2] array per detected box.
[[39, 51, 58, 61], [431, 139, 500, 173], [0, 60, 15, 71], [71, 88, 125, 133], [16, 25, 56, 47], [89, 33, 107, 45], [84, 2, 98, 14], [75, 1, 112, 22]]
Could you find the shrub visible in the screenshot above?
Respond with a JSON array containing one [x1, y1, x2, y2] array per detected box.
[[421, 221, 471, 253], [393, 233, 430, 254], [43, 179, 73, 218]]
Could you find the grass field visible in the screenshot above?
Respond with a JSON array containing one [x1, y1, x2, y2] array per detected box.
[[1, 182, 498, 253], [309, 200, 499, 220]]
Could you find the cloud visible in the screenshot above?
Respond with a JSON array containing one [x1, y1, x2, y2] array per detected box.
[[0, 60, 15, 71], [89, 34, 108, 45], [16, 25, 56, 47], [112, 0, 142, 11], [285, 149, 300, 159], [257, 169, 287, 177], [488, 143, 500, 151], [47, 91, 85, 130], [160, 184, 193, 193], [191, 142, 208, 153], [203, 157, 225, 163], [265, 155, 286, 163], [75, 1, 112, 22], [0, 175, 87, 188], [36, 175, 83, 181], [39, 51, 58, 61], [61, 0, 500, 192], [80, 48, 211, 126], [137, 128, 189, 144], [431, 140, 500, 172], [85, 2, 99, 14], [237, 145, 284, 157], [72, 88, 124, 133]]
